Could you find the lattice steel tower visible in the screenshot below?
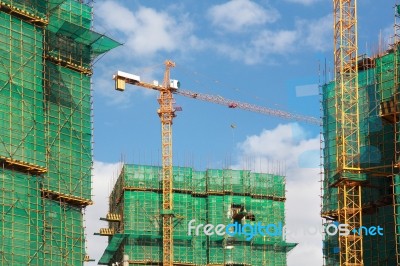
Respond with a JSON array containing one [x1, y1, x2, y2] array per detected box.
[[333, 0, 364, 265]]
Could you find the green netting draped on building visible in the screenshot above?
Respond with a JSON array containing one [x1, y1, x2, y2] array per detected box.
[[46, 0, 120, 70], [99, 164, 296, 266], [322, 52, 400, 265], [0, 12, 46, 168], [0, 0, 48, 19], [114, 164, 286, 198], [44, 61, 92, 200], [0, 169, 43, 265], [0, 169, 85, 265], [0, 0, 119, 265], [42, 198, 85, 265]]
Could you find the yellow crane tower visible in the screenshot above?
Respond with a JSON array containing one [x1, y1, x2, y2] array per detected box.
[[333, 0, 363, 265], [113, 60, 319, 265]]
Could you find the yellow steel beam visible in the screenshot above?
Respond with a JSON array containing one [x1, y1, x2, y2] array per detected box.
[[333, 0, 363, 265], [159, 60, 176, 266], [334, 0, 360, 172], [338, 184, 363, 265]]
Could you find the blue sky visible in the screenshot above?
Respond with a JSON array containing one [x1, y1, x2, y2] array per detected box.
[[85, 0, 398, 265]]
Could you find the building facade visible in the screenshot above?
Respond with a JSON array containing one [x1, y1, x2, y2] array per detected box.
[[322, 51, 400, 265], [0, 1, 118, 264], [99, 164, 296, 265]]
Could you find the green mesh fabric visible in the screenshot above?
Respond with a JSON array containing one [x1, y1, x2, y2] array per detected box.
[[100, 164, 295, 265], [322, 52, 400, 265], [0, 12, 46, 167], [0, 1, 120, 265], [43, 61, 92, 200]]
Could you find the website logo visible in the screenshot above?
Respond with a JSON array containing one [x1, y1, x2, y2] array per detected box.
[[188, 219, 283, 240], [188, 219, 384, 240], [325, 222, 384, 236]]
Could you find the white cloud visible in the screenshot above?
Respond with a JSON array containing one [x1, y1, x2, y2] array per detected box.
[[246, 14, 333, 59], [213, 29, 298, 65], [300, 13, 333, 51], [235, 124, 316, 165], [95, 1, 138, 32], [207, 0, 280, 32], [94, 1, 331, 68], [233, 123, 322, 266], [93, 1, 203, 106], [85, 161, 122, 265], [210, 11, 333, 65], [285, 171, 322, 266], [252, 29, 299, 54], [96, 1, 195, 57], [284, 0, 321, 5]]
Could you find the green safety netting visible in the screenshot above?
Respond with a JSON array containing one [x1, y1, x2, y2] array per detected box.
[[42, 198, 85, 265], [114, 164, 285, 196], [0, 1, 120, 265], [0, 0, 76, 20], [0, 12, 46, 167], [44, 61, 92, 200], [102, 164, 295, 265], [0, 169, 86, 265], [0, 0, 47, 18], [322, 51, 400, 265], [98, 234, 126, 265], [47, 17, 121, 57], [0, 169, 43, 265], [43, 0, 121, 69], [47, 0, 68, 11]]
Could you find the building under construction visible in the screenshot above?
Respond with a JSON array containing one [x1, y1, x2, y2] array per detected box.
[[98, 164, 296, 265], [0, 0, 119, 264], [321, 20, 400, 266]]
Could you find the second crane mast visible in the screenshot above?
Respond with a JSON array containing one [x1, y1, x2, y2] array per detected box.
[[113, 60, 319, 266], [333, 0, 363, 265], [158, 60, 175, 266]]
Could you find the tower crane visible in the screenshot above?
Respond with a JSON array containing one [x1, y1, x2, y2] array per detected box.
[[113, 60, 319, 266], [333, 0, 363, 265]]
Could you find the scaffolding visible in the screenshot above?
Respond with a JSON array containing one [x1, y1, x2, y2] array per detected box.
[[391, 5, 400, 264], [0, 11, 46, 173], [44, 61, 93, 202], [0, 0, 119, 265], [0, 165, 87, 265], [98, 164, 295, 266], [42, 198, 85, 265], [0, 168, 43, 265], [322, 48, 400, 266]]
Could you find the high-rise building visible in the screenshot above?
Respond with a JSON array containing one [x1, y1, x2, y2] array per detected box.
[[322, 51, 400, 265], [98, 164, 296, 265], [0, 1, 119, 264]]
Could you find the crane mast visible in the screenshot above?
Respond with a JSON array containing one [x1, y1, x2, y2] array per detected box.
[[333, 0, 363, 265], [159, 60, 175, 265]]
